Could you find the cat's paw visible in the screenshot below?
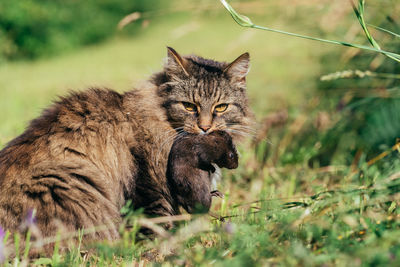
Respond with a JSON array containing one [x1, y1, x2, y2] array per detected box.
[[211, 190, 224, 198]]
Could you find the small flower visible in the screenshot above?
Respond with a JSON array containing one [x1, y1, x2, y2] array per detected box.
[[223, 222, 236, 235], [0, 226, 5, 241]]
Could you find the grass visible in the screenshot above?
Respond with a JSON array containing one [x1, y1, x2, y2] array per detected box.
[[1, 0, 400, 266]]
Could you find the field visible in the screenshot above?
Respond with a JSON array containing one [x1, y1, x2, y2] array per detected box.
[[1, 0, 400, 266]]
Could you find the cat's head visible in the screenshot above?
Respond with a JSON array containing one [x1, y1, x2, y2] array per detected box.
[[156, 47, 253, 140]]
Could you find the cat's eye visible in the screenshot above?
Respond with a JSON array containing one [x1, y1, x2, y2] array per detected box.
[[214, 104, 228, 113], [182, 102, 197, 112]]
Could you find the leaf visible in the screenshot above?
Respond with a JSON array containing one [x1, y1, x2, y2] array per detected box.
[[368, 24, 400, 38], [388, 201, 397, 214], [219, 0, 253, 27]]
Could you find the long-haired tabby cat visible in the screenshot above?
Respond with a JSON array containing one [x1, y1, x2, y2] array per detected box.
[[0, 47, 252, 251]]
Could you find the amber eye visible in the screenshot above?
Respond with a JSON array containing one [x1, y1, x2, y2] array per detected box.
[[182, 102, 197, 112], [214, 104, 228, 113]]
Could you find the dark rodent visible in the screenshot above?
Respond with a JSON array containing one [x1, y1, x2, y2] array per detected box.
[[167, 131, 238, 213]]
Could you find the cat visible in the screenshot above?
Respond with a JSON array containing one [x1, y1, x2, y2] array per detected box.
[[167, 131, 238, 214], [0, 47, 253, 252]]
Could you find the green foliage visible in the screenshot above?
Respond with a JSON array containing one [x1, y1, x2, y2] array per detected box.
[[0, 0, 164, 61], [314, 13, 400, 165]]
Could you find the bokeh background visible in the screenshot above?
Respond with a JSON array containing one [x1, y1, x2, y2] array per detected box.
[[1, 0, 400, 265]]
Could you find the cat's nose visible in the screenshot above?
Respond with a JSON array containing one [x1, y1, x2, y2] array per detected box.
[[199, 125, 211, 132]]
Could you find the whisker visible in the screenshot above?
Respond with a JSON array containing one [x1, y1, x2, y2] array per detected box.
[[156, 127, 182, 142], [213, 122, 274, 145], [155, 127, 187, 166], [226, 124, 258, 133], [213, 123, 260, 139], [228, 125, 258, 133], [155, 125, 190, 166], [226, 129, 253, 137], [226, 124, 274, 144], [226, 128, 274, 145], [229, 127, 257, 135]]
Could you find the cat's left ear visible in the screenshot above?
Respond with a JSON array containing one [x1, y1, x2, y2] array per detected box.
[[166, 46, 189, 77], [223, 52, 250, 84]]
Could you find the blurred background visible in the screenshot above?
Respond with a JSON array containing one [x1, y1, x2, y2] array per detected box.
[[0, 0, 399, 196]]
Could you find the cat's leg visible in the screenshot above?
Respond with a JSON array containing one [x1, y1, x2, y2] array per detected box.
[[11, 164, 124, 256], [133, 185, 177, 217]]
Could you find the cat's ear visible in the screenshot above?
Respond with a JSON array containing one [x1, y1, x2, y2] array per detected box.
[[166, 46, 189, 77], [223, 52, 250, 84]]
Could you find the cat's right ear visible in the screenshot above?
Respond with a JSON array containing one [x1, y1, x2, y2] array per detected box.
[[223, 52, 250, 85], [166, 47, 189, 77]]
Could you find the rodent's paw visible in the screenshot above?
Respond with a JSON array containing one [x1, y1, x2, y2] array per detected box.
[[211, 190, 224, 198]]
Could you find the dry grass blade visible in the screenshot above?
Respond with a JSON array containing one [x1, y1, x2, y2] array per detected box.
[[118, 12, 141, 30], [367, 141, 400, 166], [321, 70, 400, 81]]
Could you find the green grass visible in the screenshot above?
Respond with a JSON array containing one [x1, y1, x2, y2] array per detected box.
[[1, 1, 400, 266]]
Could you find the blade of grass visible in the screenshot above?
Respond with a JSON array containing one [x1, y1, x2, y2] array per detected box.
[[367, 141, 400, 166], [3, 231, 10, 245], [350, 0, 400, 62], [350, 0, 378, 47], [23, 229, 31, 260], [219, 0, 400, 62], [52, 232, 61, 265], [367, 23, 400, 38], [14, 233, 20, 265]]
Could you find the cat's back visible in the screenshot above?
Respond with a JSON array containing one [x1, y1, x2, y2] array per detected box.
[[0, 88, 128, 175], [0, 88, 136, 233]]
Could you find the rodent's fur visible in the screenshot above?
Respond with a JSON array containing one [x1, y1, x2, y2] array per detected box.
[[167, 131, 238, 213]]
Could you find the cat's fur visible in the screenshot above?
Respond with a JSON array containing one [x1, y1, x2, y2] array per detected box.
[[0, 47, 252, 249], [167, 131, 238, 214]]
